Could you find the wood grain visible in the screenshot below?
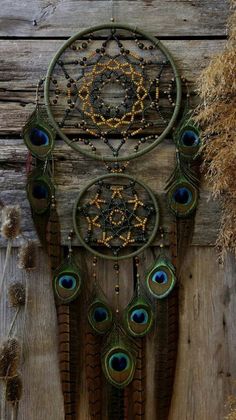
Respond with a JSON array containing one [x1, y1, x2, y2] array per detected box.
[[138, 247, 236, 420], [0, 139, 220, 247], [0, 248, 64, 420], [0, 0, 229, 38], [0, 39, 225, 134]]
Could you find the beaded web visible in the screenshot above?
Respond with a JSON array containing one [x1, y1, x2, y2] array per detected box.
[[45, 25, 181, 161], [73, 174, 159, 259]]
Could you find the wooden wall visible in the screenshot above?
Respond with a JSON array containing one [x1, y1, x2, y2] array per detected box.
[[0, 1, 235, 419]]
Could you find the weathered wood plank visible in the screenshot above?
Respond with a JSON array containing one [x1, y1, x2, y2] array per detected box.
[[0, 39, 225, 134], [138, 247, 236, 420], [0, 0, 229, 38], [0, 248, 65, 419], [0, 139, 220, 247]]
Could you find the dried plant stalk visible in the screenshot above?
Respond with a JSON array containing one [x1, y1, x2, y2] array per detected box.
[[0, 206, 21, 300], [195, 1, 236, 260]]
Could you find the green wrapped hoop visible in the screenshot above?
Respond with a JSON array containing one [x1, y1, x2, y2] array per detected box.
[[73, 173, 159, 260], [44, 23, 182, 162]]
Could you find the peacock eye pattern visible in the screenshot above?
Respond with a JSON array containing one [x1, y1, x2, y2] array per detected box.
[[175, 118, 201, 161], [27, 170, 53, 214], [22, 108, 55, 159], [29, 127, 50, 146], [124, 297, 154, 337], [53, 259, 82, 303], [88, 300, 113, 334], [146, 257, 176, 299], [181, 130, 200, 147], [168, 181, 198, 218], [102, 347, 136, 388]]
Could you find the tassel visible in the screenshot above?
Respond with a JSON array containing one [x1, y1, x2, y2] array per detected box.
[[85, 324, 103, 419]]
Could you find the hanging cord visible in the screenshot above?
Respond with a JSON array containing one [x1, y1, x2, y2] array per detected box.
[[110, 0, 115, 22]]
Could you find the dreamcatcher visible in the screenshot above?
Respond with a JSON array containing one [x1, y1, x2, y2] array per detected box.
[[22, 22, 201, 420]]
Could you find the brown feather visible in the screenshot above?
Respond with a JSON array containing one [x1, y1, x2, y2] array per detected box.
[[131, 338, 146, 419], [155, 222, 179, 420], [46, 201, 80, 419], [46, 201, 62, 272], [85, 323, 103, 420], [57, 302, 79, 420]]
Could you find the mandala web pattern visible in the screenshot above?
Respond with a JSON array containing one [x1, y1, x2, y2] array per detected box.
[[47, 27, 177, 159], [75, 179, 156, 257]]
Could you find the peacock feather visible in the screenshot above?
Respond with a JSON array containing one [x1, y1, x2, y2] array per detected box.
[[53, 255, 82, 304], [88, 293, 113, 335], [27, 164, 54, 248], [173, 111, 201, 161], [166, 152, 199, 218], [146, 255, 176, 299], [123, 285, 154, 337], [27, 165, 54, 215], [85, 322, 103, 420], [102, 325, 136, 389], [154, 225, 179, 420], [22, 105, 55, 159]]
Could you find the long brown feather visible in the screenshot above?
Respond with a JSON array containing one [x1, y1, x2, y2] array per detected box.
[[131, 338, 146, 419], [108, 387, 125, 420], [155, 221, 179, 420], [57, 303, 79, 420], [46, 202, 79, 419], [85, 324, 103, 420]]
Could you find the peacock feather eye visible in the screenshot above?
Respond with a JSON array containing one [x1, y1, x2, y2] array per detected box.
[[27, 169, 53, 214], [102, 346, 136, 388], [181, 129, 199, 147], [146, 257, 176, 299], [53, 258, 82, 303], [22, 108, 55, 159], [30, 127, 50, 146], [123, 295, 154, 337], [88, 299, 113, 334], [174, 113, 201, 160], [167, 180, 198, 218]]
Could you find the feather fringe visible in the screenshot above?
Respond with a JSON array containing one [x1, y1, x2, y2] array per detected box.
[[85, 324, 103, 420], [131, 338, 146, 419]]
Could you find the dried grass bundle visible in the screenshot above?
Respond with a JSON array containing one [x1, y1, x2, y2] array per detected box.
[[195, 1, 236, 259], [0, 338, 21, 379], [18, 240, 37, 271], [225, 395, 236, 419], [1, 206, 21, 240]]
